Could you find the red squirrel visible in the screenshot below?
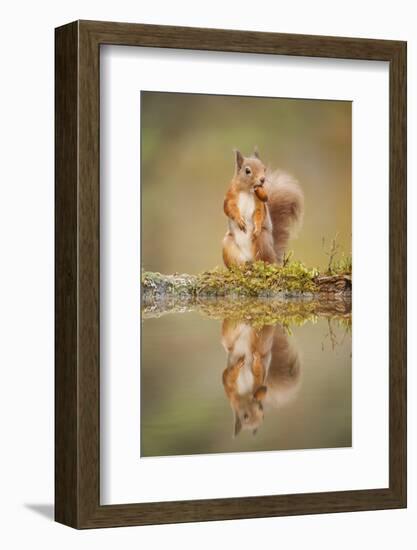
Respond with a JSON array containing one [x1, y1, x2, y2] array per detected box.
[[222, 148, 304, 267]]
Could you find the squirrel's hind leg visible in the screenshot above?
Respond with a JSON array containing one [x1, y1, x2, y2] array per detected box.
[[222, 233, 245, 268], [254, 230, 277, 264]]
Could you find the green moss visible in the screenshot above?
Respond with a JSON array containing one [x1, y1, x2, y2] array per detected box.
[[195, 261, 320, 296], [330, 254, 352, 276]]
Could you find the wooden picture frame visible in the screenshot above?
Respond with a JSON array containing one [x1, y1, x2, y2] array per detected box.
[[55, 20, 407, 529]]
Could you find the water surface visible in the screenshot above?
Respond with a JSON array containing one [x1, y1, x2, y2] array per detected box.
[[141, 303, 351, 457]]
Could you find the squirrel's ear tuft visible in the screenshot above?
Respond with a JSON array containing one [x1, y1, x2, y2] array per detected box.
[[253, 146, 260, 159], [234, 149, 244, 170]]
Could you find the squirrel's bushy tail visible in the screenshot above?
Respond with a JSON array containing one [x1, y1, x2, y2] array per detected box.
[[265, 325, 302, 408], [265, 169, 304, 263]]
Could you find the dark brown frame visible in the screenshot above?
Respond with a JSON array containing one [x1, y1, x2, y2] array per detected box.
[[55, 20, 407, 529]]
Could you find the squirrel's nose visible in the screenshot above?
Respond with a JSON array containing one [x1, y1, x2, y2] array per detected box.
[[259, 177, 265, 185]]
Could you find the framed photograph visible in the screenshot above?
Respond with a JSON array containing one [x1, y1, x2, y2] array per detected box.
[[55, 20, 407, 528]]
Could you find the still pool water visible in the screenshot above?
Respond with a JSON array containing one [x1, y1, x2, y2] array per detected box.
[[140, 306, 351, 458]]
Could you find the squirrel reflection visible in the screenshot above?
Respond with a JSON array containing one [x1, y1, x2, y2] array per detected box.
[[221, 320, 302, 437]]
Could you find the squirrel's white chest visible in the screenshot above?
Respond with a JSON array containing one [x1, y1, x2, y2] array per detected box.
[[238, 192, 255, 223], [231, 325, 255, 395], [232, 192, 255, 260]]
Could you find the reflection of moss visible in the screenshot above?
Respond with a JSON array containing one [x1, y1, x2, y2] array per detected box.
[[197, 298, 350, 330], [142, 295, 351, 330]]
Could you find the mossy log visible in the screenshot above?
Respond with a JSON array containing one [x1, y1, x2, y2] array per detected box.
[[142, 263, 351, 301], [142, 262, 351, 322]]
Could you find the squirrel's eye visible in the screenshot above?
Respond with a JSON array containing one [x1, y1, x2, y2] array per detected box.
[[245, 167, 251, 175]]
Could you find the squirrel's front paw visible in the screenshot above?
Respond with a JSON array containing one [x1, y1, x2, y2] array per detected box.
[[237, 218, 247, 233]]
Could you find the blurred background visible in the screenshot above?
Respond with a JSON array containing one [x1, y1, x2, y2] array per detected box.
[[141, 92, 351, 273]]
